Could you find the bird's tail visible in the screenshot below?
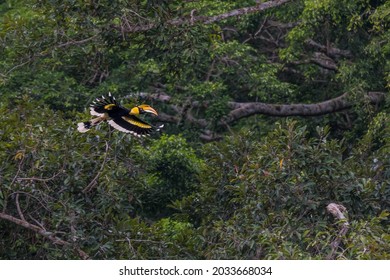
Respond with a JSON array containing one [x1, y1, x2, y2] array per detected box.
[[77, 116, 106, 133]]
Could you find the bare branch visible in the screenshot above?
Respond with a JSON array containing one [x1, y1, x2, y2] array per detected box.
[[56, 35, 98, 49], [0, 212, 89, 259], [10, 191, 50, 212], [310, 52, 338, 71], [223, 91, 385, 124], [136, 90, 385, 140], [290, 52, 338, 71], [15, 193, 26, 221], [17, 170, 63, 183], [306, 39, 352, 58], [203, 0, 292, 25], [0, 58, 34, 78], [116, 0, 292, 33], [28, 214, 47, 231], [326, 203, 349, 260]]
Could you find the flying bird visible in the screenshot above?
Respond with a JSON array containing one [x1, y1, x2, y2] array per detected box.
[[77, 93, 163, 136]]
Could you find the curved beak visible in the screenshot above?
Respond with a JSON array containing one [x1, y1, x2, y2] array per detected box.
[[138, 105, 158, 116]]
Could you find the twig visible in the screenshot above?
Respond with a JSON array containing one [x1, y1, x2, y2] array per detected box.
[[116, 238, 163, 244], [83, 141, 110, 193], [17, 170, 63, 182], [15, 193, 26, 221], [28, 214, 47, 231], [9, 191, 50, 212], [326, 203, 349, 260], [9, 157, 25, 189], [3, 157, 25, 212], [0, 58, 34, 78], [55, 35, 98, 48]]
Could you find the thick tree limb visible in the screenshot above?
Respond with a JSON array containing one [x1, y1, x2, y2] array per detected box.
[[142, 90, 385, 139], [117, 0, 292, 33], [0, 212, 89, 259], [222, 92, 385, 124], [202, 0, 292, 25]]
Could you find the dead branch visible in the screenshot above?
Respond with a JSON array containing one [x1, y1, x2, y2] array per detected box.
[[223, 91, 385, 124], [310, 52, 338, 71], [0, 212, 89, 259], [306, 39, 352, 59], [290, 52, 338, 71], [326, 203, 349, 260], [15, 193, 26, 221], [9, 191, 50, 212], [17, 170, 63, 183], [115, 0, 292, 33], [56, 35, 98, 49], [138, 90, 385, 140]]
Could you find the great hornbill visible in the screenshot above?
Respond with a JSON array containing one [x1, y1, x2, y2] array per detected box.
[[77, 93, 163, 136]]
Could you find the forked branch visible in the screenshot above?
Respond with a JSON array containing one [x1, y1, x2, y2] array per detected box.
[[0, 211, 89, 259]]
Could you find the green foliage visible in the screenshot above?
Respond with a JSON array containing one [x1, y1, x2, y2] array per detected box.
[[134, 134, 203, 218], [0, 0, 389, 260], [176, 120, 390, 259], [0, 98, 203, 259]]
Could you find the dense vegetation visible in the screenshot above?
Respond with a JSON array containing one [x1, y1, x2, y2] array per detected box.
[[0, 0, 389, 259]]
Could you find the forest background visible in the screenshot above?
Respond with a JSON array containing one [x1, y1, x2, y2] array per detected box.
[[0, 0, 389, 260]]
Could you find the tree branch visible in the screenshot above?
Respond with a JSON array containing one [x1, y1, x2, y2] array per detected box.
[[223, 91, 385, 124], [326, 203, 349, 260], [203, 0, 292, 24], [289, 52, 338, 71], [139, 90, 385, 140], [17, 170, 63, 183], [55, 35, 99, 49], [0, 212, 89, 259], [116, 0, 292, 33], [15, 193, 26, 221], [306, 39, 352, 59]]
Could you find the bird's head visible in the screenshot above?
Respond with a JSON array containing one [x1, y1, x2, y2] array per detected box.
[[130, 104, 158, 116]]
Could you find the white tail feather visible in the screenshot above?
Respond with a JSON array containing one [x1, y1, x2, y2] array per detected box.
[[77, 122, 89, 133]]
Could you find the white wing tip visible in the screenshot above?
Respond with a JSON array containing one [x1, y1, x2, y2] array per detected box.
[[90, 107, 104, 116], [77, 122, 89, 133]]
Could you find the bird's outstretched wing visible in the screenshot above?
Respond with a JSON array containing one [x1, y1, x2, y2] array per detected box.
[[90, 93, 125, 117], [108, 115, 155, 136]]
